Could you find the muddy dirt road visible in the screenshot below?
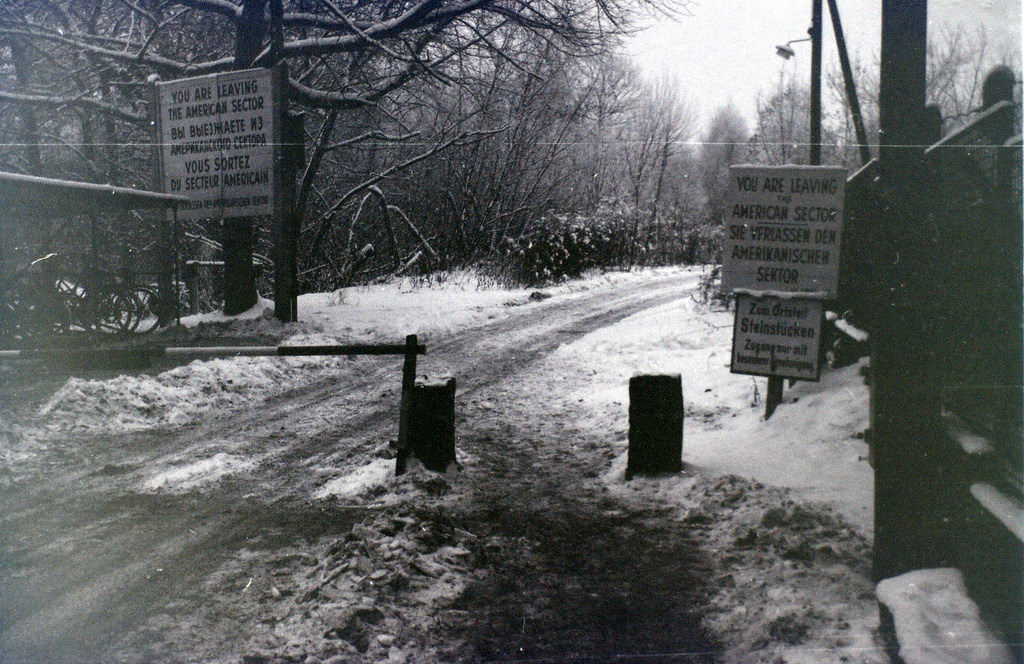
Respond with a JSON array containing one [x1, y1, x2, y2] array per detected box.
[[0, 271, 728, 663]]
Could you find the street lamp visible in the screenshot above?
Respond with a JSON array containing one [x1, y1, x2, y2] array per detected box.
[[775, 0, 872, 167], [774, 36, 810, 60]]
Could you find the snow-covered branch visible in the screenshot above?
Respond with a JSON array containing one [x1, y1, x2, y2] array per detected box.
[[0, 88, 146, 122]]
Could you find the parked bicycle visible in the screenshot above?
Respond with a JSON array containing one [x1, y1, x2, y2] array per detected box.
[[1, 253, 160, 343], [58, 261, 161, 335]]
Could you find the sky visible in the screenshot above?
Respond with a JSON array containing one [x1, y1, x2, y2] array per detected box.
[[628, 0, 1022, 130]]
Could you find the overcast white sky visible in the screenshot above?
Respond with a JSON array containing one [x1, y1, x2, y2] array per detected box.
[[628, 0, 1022, 130]]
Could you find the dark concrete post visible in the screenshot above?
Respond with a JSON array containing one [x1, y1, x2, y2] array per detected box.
[[274, 106, 303, 323], [408, 377, 457, 472], [627, 375, 684, 479]]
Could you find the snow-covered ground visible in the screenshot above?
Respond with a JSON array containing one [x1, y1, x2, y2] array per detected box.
[[2, 266, 996, 663]]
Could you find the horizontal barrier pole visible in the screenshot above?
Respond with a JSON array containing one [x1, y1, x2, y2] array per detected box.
[[0, 342, 426, 361], [165, 344, 427, 357]]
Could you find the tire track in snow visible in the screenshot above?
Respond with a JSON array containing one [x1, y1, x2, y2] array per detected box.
[[0, 270, 700, 663]]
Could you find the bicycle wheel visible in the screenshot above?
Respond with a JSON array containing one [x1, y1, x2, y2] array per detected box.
[[55, 278, 89, 333], [95, 289, 141, 335], [131, 286, 161, 334]]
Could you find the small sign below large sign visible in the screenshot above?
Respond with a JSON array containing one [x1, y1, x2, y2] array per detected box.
[[731, 294, 824, 380], [722, 165, 846, 298], [155, 67, 280, 220]]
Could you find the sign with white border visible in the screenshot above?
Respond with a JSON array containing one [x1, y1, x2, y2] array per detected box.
[[722, 165, 846, 297], [731, 293, 824, 380], [155, 67, 280, 220]]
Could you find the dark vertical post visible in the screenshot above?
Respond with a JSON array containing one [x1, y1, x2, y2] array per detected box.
[[408, 377, 457, 472], [151, 79, 176, 325], [809, 0, 823, 165], [268, 2, 298, 323], [223, 0, 265, 317], [171, 208, 181, 327], [765, 378, 784, 418], [221, 219, 257, 315], [269, 0, 284, 60], [826, 0, 872, 165], [872, 0, 933, 583], [154, 208, 176, 326], [274, 110, 302, 322], [627, 374, 684, 479], [395, 334, 418, 475]]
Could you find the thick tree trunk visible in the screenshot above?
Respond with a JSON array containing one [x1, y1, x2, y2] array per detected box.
[[9, 39, 40, 174], [222, 0, 267, 316], [221, 218, 257, 315]]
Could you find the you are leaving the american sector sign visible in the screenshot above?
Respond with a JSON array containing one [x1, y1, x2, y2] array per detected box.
[[155, 67, 280, 221], [722, 165, 846, 297]]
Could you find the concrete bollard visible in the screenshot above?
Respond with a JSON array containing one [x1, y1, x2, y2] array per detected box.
[[407, 376, 457, 472], [627, 374, 683, 479]]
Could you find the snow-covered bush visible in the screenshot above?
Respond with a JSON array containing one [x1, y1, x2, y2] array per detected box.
[[489, 210, 636, 286]]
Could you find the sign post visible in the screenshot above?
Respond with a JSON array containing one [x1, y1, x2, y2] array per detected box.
[[721, 164, 846, 415], [154, 66, 297, 318]]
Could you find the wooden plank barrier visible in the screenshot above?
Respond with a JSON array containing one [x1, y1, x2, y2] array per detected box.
[[1, 335, 430, 477]]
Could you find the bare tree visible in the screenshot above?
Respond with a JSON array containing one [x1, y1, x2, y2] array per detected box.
[[699, 103, 747, 224], [620, 72, 696, 244], [0, 0, 688, 308]]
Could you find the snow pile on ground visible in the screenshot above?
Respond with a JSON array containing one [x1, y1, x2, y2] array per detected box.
[[35, 333, 354, 432], [657, 473, 884, 663], [178, 296, 276, 327], [314, 458, 394, 500], [877, 568, 1015, 664], [297, 271, 522, 341], [126, 491, 478, 664]]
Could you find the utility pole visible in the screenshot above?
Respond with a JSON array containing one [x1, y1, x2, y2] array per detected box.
[[809, 0, 823, 166]]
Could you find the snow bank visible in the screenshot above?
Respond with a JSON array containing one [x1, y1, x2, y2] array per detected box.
[[877, 568, 1014, 664], [36, 333, 351, 432], [685, 358, 873, 532], [299, 268, 688, 341], [178, 296, 275, 327]]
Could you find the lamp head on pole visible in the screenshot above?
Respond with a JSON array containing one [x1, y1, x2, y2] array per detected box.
[[775, 35, 811, 60], [775, 44, 796, 59]]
